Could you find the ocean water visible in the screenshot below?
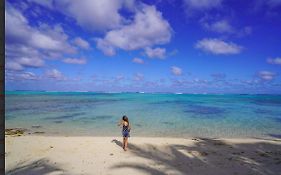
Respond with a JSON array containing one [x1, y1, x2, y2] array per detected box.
[[5, 91, 281, 138]]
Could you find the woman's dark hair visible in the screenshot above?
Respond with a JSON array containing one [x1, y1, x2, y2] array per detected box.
[[122, 115, 129, 126]]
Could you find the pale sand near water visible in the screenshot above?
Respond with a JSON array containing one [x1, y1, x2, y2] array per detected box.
[[5, 136, 281, 175]]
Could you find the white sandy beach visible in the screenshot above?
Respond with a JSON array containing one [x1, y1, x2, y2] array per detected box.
[[5, 135, 281, 175]]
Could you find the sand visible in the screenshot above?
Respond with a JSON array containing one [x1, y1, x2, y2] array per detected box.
[[5, 135, 281, 175]]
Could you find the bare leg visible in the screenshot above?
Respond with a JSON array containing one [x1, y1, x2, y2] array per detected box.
[[123, 137, 125, 150], [124, 137, 128, 151]]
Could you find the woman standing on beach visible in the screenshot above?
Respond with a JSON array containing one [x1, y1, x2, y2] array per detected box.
[[118, 115, 131, 151]]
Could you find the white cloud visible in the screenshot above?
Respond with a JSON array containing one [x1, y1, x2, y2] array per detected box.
[[30, 32, 61, 50], [267, 57, 281, 65], [19, 72, 39, 80], [258, 71, 277, 81], [241, 79, 260, 86], [5, 6, 30, 44], [134, 73, 144, 81], [115, 75, 125, 82], [5, 44, 40, 59], [96, 5, 172, 55], [27, 1, 172, 56], [132, 58, 144, 64], [184, 0, 222, 16], [96, 39, 116, 56], [202, 20, 234, 33], [28, 0, 54, 9], [28, 0, 138, 32], [5, 70, 40, 81], [63, 58, 87, 65], [195, 38, 242, 55], [192, 78, 209, 85], [200, 15, 252, 37], [171, 66, 182, 76], [73, 37, 90, 49], [54, 0, 125, 32], [145, 47, 166, 59], [17, 57, 45, 68], [6, 6, 75, 53], [45, 69, 65, 80], [184, 0, 223, 10], [5, 5, 77, 72], [5, 62, 24, 71], [5, 45, 45, 71]]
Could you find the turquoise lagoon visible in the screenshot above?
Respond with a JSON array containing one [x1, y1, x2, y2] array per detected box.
[[5, 91, 281, 138]]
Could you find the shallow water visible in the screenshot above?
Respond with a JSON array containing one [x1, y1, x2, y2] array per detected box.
[[5, 91, 281, 138]]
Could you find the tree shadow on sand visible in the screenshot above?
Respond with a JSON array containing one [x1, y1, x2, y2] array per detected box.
[[111, 138, 281, 175], [6, 158, 66, 175]]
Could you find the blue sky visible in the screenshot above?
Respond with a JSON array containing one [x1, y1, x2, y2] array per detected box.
[[5, 0, 281, 93]]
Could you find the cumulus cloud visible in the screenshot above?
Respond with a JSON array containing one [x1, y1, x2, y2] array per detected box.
[[171, 66, 182, 76], [5, 70, 40, 81], [144, 81, 159, 88], [45, 69, 65, 80], [241, 79, 261, 86], [96, 5, 172, 55], [171, 79, 184, 86], [17, 57, 45, 68], [28, 0, 54, 9], [53, 0, 125, 32], [200, 15, 252, 37], [5, 5, 76, 71], [31, 0, 128, 31], [96, 39, 116, 56], [267, 57, 281, 65], [258, 71, 277, 81], [19, 72, 39, 80], [28, 1, 172, 56], [5, 62, 24, 71], [202, 20, 234, 33], [145, 47, 166, 59], [5, 7, 75, 53], [73, 37, 90, 49], [28, 0, 138, 32], [114, 75, 125, 82], [5, 45, 45, 71], [184, 0, 222, 9], [193, 78, 209, 84], [195, 38, 242, 55], [63, 58, 87, 65], [184, 0, 223, 16], [132, 58, 144, 64], [134, 73, 144, 81]]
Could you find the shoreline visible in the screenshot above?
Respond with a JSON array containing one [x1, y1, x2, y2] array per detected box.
[[5, 127, 281, 139], [5, 135, 281, 175], [5, 134, 281, 140]]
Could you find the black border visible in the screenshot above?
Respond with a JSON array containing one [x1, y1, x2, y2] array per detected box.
[[0, 0, 5, 174]]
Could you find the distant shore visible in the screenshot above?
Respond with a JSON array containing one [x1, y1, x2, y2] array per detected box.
[[5, 134, 281, 175]]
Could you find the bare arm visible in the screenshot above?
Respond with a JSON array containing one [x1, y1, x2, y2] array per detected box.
[[117, 120, 123, 126]]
